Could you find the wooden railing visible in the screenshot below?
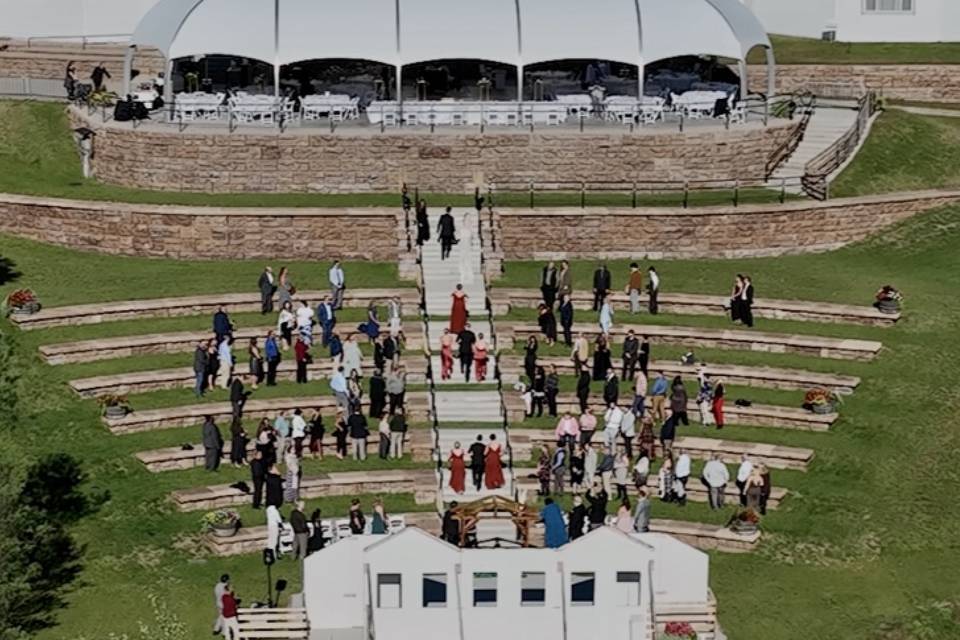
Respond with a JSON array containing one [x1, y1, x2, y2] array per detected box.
[[764, 92, 816, 179], [802, 92, 878, 201]]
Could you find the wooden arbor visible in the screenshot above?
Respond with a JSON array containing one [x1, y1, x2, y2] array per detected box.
[[450, 495, 540, 548]]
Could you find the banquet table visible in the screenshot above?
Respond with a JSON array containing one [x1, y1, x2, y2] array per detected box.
[[173, 92, 224, 120], [672, 90, 728, 117], [366, 101, 568, 126]]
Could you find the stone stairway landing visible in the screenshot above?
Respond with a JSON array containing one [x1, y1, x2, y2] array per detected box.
[[433, 390, 504, 423], [771, 106, 859, 193]]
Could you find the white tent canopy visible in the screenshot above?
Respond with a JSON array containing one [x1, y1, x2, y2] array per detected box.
[[126, 0, 775, 98]]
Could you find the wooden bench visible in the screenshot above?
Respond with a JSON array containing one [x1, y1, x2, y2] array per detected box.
[[205, 513, 442, 556], [501, 322, 882, 361], [650, 518, 761, 552], [508, 430, 814, 471], [514, 468, 786, 510], [104, 392, 431, 435], [531, 394, 836, 431], [236, 607, 309, 640], [172, 469, 439, 511], [136, 430, 437, 472], [41, 324, 426, 366], [654, 591, 718, 637], [489, 288, 900, 327], [71, 358, 428, 398], [498, 356, 861, 393], [11, 288, 420, 330]]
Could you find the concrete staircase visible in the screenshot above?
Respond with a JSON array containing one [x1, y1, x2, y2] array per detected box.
[[421, 209, 487, 317], [771, 106, 859, 193], [436, 429, 514, 501], [433, 390, 504, 423]]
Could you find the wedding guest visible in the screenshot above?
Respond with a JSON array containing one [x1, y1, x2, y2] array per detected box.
[[277, 301, 295, 350], [329, 260, 346, 310], [377, 412, 391, 459], [277, 267, 294, 310], [437, 206, 456, 260], [576, 368, 591, 413], [647, 266, 660, 315], [294, 336, 310, 384], [258, 266, 276, 314], [571, 332, 589, 375], [729, 274, 745, 324], [448, 442, 466, 495], [559, 294, 574, 346], [538, 303, 558, 346], [308, 408, 324, 459], [592, 263, 611, 311], [544, 365, 560, 417], [558, 260, 572, 297], [264, 331, 281, 386], [625, 262, 644, 314], [440, 328, 455, 380], [598, 295, 614, 336], [248, 338, 264, 388], [712, 377, 726, 429], [579, 408, 597, 445], [622, 330, 639, 381], [473, 333, 490, 382], [457, 324, 477, 383], [592, 335, 612, 381]]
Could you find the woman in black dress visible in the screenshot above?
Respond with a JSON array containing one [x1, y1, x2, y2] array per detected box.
[[592, 335, 612, 381], [524, 335, 539, 382], [531, 366, 546, 417], [415, 199, 430, 246], [537, 303, 557, 346], [334, 410, 349, 460], [569, 444, 585, 493], [308, 408, 325, 459]]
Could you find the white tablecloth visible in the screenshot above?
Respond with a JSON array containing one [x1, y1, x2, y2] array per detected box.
[[366, 101, 567, 125]]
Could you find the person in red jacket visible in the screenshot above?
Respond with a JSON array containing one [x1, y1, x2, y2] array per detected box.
[[221, 583, 240, 639], [294, 336, 310, 384]]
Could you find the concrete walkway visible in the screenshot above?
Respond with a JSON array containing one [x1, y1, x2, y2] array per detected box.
[[771, 106, 859, 192]]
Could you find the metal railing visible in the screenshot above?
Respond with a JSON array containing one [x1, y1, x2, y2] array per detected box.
[[764, 93, 817, 178], [23, 34, 132, 49], [484, 176, 802, 209], [0, 77, 68, 99], [802, 92, 879, 201]]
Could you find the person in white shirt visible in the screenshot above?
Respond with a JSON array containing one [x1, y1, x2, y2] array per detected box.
[[632, 453, 650, 493], [265, 505, 283, 558], [701, 455, 730, 509], [217, 338, 234, 389], [277, 303, 296, 350], [647, 266, 660, 315], [603, 404, 624, 455], [329, 260, 346, 310], [387, 296, 403, 339], [631, 369, 648, 416], [296, 300, 315, 345], [619, 409, 636, 458], [290, 409, 307, 458], [212, 574, 229, 635], [583, 443, 598, 487], [674, 450, 691, 490], [736, 454, 753, 506]]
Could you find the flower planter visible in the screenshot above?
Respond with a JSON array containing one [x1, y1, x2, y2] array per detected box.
[[811, 403, 836, 415], [210, 522, 239, 538], [730, 521, 758, 536], [10, 302, 40, 315], [103, 405, 130, 419], [876, 299, 900, 315]]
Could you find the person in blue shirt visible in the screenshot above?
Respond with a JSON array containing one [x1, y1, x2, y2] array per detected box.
[[317, 297, 337, 346], [213, 306, 232, 344], [264, 331, 281, 386], [541, 498, 569, 549], [330, 366, 349, 410], [649, 372, 669, 424]]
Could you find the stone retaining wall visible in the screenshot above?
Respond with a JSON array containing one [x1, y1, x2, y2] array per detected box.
[[69, 109, 800, 194], [749, 64, 960, 103], [0, 195, 400, 261], [1, 190, 956, 261], [494, 190, 960, 259], [0, 40, 163, 87]]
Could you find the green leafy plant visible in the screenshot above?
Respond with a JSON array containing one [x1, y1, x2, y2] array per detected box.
[[201, 509, 240, 533]]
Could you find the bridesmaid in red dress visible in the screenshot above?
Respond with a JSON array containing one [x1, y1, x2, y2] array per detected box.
[[440, 329, 455, 380], [484, 435, 505, 489], [448, 442, 466, 494], [449, 284, 469, 334], [473, 333, 489, 382]]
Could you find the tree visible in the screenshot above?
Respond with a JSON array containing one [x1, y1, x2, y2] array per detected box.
[[0, 453, 99, 639], [0, 331, 18, 428]]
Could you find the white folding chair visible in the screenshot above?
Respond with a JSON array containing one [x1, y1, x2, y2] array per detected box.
[[383, 111, 398, 127], [320, 520, 337, 544], [405, 112, 419, 126], [388, 515, 406, 532], [335, 518, 352, 539]]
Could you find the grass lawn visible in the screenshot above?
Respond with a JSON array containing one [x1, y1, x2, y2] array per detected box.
[[4, 203, 960, 640], [832, 109, 960, 197], [0, 100, 792, 208], [748, 35, 960, 65]]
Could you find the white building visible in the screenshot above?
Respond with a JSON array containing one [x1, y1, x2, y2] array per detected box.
[[302, 526, 714, 640], [742, 0, 960, 42]]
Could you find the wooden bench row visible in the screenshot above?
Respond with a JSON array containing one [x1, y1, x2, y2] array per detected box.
[[235, 607, 309, 640], [70, 357, 429, 398], [41, 323, 426, 366], [500, 323, 882, 361], [530, 394, 837, 431], [136, 430, 437, 472], [508, 430, 815, 471], [171, 469, 439, 511], [489, 288, 900, 327], [513, 468, 787, 510], [104, 393, 431, 435], [498, 355, 861, 393], [11, 288, 421, 330]]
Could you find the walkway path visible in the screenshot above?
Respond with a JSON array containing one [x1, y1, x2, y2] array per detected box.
[[418, 208, 514, 498], [772, 106, 858, 193]]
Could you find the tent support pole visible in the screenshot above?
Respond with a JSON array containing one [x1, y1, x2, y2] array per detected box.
[[122, 45, 134, 97], [738, 59, 748, 99], [273, 0, 280, 97], [765, 46, 777, 98]]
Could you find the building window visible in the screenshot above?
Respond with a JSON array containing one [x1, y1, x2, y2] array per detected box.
[[520, 572, 546, 606], [473, 572, 497, 607], [570, 572, 595, 606], [863, 0, 914, 13], [422, 573, 447, 608], [616, 572, 642, 606], [377, 574, 402, 609]]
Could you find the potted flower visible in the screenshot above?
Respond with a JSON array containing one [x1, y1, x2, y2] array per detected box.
[[4, 289, 41, 316], [873, 285, 903, 314], [727, 508, 761, 536], [99, 394, 130, 419], [659, 621, 698, 640], [202, 509, 241, 538], [802, 387, 841, 415]]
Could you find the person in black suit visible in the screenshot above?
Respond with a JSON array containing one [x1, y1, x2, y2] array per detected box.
[[457, 324, 477, 383], [540, 261, 558, 308], [249, 450, 266, 508], [638, 335, 650, 376], [201, 416, 223, 472], [622, 330, 639, 381], [229, 375, 249, 425], [576, 369, 591, 413], [603, 369, 620, 406], [415, 199, 430, 246], [369, 369, 386, 418], [442, 502, 461, 546], [741, 276, 755, 328], [265, 463, 284, 507], [213, 305, 232, 344], [468, 435, 486, 491], [558, 294, 574, 346], [437, 206, 456, 260], [258, 267, 276, 314], [592, 263, 611, 311]]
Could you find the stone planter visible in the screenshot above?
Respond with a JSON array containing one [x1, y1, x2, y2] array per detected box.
[[811, 403, 836, 415], [10, 302, 40, 315], [103, 405, 130, 419], [876, 299, 900, 315], [210, 522, 239, 538], [730, 520, 759, 536]]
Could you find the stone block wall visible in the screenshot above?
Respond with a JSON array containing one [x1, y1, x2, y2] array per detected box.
[[749, 64, 960, 103], [494, 190, 960, 260], [0, 40, 164, 87], [0, 195, 400, 261], [71, 109, 801, 194]]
